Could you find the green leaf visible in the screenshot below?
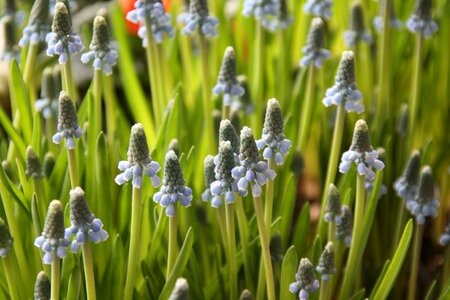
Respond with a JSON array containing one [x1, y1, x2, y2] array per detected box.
[[424, 280, 437, 300], [292, 203, 310, 257], [31, 112, 42, 157], [311, 235, 322, 266], [349, 289, 366, 300], [371, 220, 414, 299], [279, 246, 298, 300], [0, 106, 26, 161], [66, 266, 82, 300]]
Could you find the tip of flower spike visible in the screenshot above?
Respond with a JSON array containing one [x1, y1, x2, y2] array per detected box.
[[127, 123, 150, 163], [397, 103, 409, 137], [263, 98, 284, 136], [350, 120, 372, 153], [168, 139, 180, 156], [241, 126, 253, 139], [92, 15, 110, 50], [224, 46, 235, 59], [325, 184, 341, 222], [417, 166, 435, 203], [342, 50, 354, 61], [43, 200, 65, 240], [52, 2, 71, 35], [308, 17, 325, 46], [317, 242, 335, 278], [168, 278, 189, 300], [239, 289, 253, 300], [219, 119, 240, 154], [350, 2, 366, 31], [203, 154, 216, 190], [26, 146, 43, 178], [27, 0, 50, 27], [34, 271, 51, 300]]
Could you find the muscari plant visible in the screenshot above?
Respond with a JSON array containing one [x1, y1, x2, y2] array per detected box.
[[0, 0, 448, 300]]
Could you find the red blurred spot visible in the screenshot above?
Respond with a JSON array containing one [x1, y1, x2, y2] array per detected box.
[[119, 0, 172, 35]]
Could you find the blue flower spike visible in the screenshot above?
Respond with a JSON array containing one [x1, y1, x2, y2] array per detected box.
[[394, 150, 421, 204], [336, 205, 353, 247], [256, 98, 291, 165], [0, 218, 13, 257], [407, 0, 438, 37], [202, 155, 216, 202], [34, 200, 70, 264], [300, 18, 330, 68], [316, 242, 336, 281], [52, 92, 82, 149], [324, 184, 342, 225], [153, 150, 193, 217], [303, 0, 333, 19], [115, 123, 161, 189], [0, 16, 20, 62], [179, 0, 219, 38], [19, 0, 50, 47], [35, 67, 60, 119], [65, 187, 108, 253], [344, 2, 372, 47], [289, 258, 320, 300], [373, 0, 402, 32], [34, 271, 51, 300], [339, 120, 385, 181], [439, 219, 450, 246], [242, 0, 280, 30]]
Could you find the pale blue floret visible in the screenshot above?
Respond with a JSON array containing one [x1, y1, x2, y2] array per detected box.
[[256, 136, 291, 165], [373, 16, 402, 32], [300, 47, 330, 68], [19, 24, 50, 47], [231, 162, 276, 197], [242, 0, 280, 30], [406, 15, 438, 37], [35, 97, 58, 119], [179, 12, 219, 38], [153, 185, 193, 217], [65, 218, 108, 253], [126, 1, 174, 45], [406, 198, 439, 225], [210, 180, 238, 207], [81, 49, 118, 75], [213, 83, 245, 106], [439, 223, 450, 246], [115, 160, 161, 189], [394, 177, 417, 204], [339, 149, 385, 181], [323, 83, 364, 113], [343, 29, 373, 47], [303, 0, 333, 19], [34, 235, 70, 265], [46, 31, 84, 64], [289, 279, 319, 300], [52, 124, 82, 149]]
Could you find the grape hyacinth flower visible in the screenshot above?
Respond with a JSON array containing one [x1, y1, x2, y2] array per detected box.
[[336, 205, 353, 247], [344, 2, 373, 47], [339, 120, 385, 181], [35, 67, 60, 119], [49, 0, 78, 16], [127, 0, 173, 45], [256, 99, 291, 165], [34, 200, 70, 264], [210, 141, 240, 207], [52, 92, 82, 149], [365, 148, 388, 197], [316, 242, 336, 281], [65, 187, 108, 253], [373, 0, 402, 32], [81, 16, 118, 75], [300, 18, 330, 68], [26, 146, 44, 179], [232, 126, 276, 197], [439, 219, 450, 246], [406, 166, 439, 224], [168, 138, 180, 156], [0, 17, 20, 62], [406, 0, 438, 37], [303, 0, 333, 19], [19, 0, 50, 47], [153, 150, 193, 217], [242, 0, 279, 30], [234, 75, 254, 115], [46, 2, 84, 64], [219, 119, 240, 158], [179, 0, 219, 38], [201, 155, 215, 202], [1, 0, 25, 25], [169, 278, 189, 300], [394, 150, 421, 203], [324, 184, 342, 224], [115, 123, 161, 189], [289, 258, 320, 300], [322, 51, 364, 113], [34, 271, 51, 300], [0, 218, 13, 257], [262, 0, 293, 31], [213, 47, 245, 106]]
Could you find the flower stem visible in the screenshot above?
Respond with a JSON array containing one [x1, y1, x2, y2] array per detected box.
[[222, 104, 231, 121], [82, 243, 97, 300], [61, 59, 77, 102], [93, 70, 102, 137], [124, 187, 142, 300], [167, 208, 178, 278], [145, 27, 162, 126], [442, 245, 450, 289], [225, 203, 237, 300], [408, 222, 424, 300], [235, 196, 254, 291], [338, 174, 366, 300], [319, 279, 331, 300], [32, 178, 47, 228], [2, 256, 20, 300], [317, 104, 346, 237], [328, 222, 335, 243], [253, 196, 275, 300], [67, 148, 79, 188], [408, 35, 423, 148], [297, 65, 316, 151], [252, 23, 264, 134], [103, 74, 118, 144], [23, 43, 39, 102], [51, 255, 61, 300]]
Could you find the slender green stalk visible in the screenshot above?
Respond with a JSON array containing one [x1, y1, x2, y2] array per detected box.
[[67, 148, 79, 188], [124, 187, 142, 300], [144, 25, 162, 126], [82, 243, 97, 300], [167, 209, 177, 278], [51, 255, 61, 300], [23, 43, 39, 102], [339, 174, 366, 300], [61, 59, 77, 101], [278, 30, 288, 105], [442, 246, 450, 290], [93, 70, 102, 136], [319, 280, 331, 300], [103, 74, 118, 143], [328, 222, 335, 243], [225, 203, 237, 300], [235, 196, 254, 292], [317, 104, 346, 236], [222, 105, 231, 121], [392, 201, 406, 254], [297, 65, 316, 151], [2, 257, 20, 300], [408, 223, 424, 300], [32, 178, 47, 227], [408, 35, 423, 148], [252, 23, 264, 111], [253, 196, 275, 300]]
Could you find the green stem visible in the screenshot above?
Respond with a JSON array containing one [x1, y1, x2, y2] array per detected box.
[[328, 222, 335, 243], [145, 28, 162, 126], [225, 203, 237, 300], [317, 104, 346, 237], [252, 23, 264, 133], [319, 279, 331, 300], [67, 148, 78, 188], [23, 43, 39, 103], [278, 30, 288, 105], [392, 201, 406, 254], [32, 178, 47, 228], [235, 196, 254, 292], [103, 74, 118, 143], [339, 174, 366, 300], [167, 209, 177, 278], [2, 257, 20, 300], [82, 243, 97, 300], [442, 246, 450, 290], [409, 35, 423, 148], [222, 105, 231, 121], [408, 223, 424, 300], [297, 65, 316, 151], [124, 187, 142, 300], [253, 196, 275, 300], [93, 70, 102, 136], [51, 256, 61, 300], [61, 59, 77, 101]]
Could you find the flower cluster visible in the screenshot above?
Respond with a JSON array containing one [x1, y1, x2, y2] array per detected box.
[[0, 16, 20, 62], [34, 200, 70, 264], [52, 92, 82, 149], [1, 0, 25, 25], [64, 187, 108, 253], [19, 0, 50, 47], [439, 219, 450, 246], [365, 148, 387, 198], [289, 258, 320, 300], [213, 47, 245, 106], [394, 150, 421, 203], [265, 0, 294, 31], [256, 99, 291, 165], [0, 218, 13, 257], [127, 0, 174, 45], [153, 150, 193, 217], [233, 75, 255, 115], [201, 155, 216, 202], [303, 0, 333, 19], [300, 18, 331, 68], [46, 2, 84, 64], [242, 0, 279, 30], [35, 66, 60, 119], [339, 120, 385, 181], [324, 184, 342, 224], [344, 2, 372, 47], [115, 123, 161, 189], [232, 126, 276, 197], [373, 0, 402, 32], [322, 51, 364, 113], [316, 242, 336, 281], [34, 271, 51, 300], [406, 0, 438, 37], [81, 16, 118, 75], [25, 146, 44, 179], [179, 0, 219, 38], [336, 205, 353, 246]]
